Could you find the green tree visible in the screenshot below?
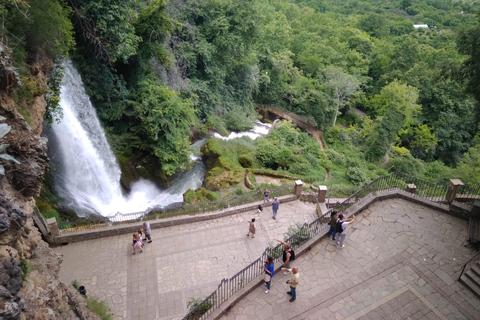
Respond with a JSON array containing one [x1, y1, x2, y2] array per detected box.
[[131, 79, 196, 176], [457, 13, 480, 120], [453, 144, 480, 183], [358, 13, 390, 38], [3, 0, 75, 59], [324, 66, 360, 126], [365, 108, 406, 162], [368, 80, 421, 126], [68, 0, 141, 63]]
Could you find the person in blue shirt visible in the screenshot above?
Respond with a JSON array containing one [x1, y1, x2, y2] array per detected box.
[[264, 256, 275, 294]]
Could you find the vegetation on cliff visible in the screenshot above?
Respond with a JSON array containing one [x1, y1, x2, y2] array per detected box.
[[2, 0, 480, 190]]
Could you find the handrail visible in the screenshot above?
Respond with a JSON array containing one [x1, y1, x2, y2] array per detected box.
[[181, 170, 463, 319], [458, 250, 480, 281]]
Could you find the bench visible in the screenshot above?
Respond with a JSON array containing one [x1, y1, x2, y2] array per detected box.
[[468, 217, 480, 250]]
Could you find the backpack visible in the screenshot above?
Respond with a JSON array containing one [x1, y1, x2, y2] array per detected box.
[[336, 221, 344, 233]]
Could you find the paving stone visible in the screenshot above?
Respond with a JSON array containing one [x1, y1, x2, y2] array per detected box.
[[54, 198, 480, 320]]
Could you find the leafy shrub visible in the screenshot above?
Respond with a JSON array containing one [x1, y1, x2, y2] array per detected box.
[[345, 167, 368, 185], [233, 188, 246, 195], [85, 296, 113, 320], [325, 126, 342, 144], [288, 156, 313, 175], [72, 279, 79, 289], [187, 296, 215, 320], [267, 242, 283, 259], [223, 110, 255, 131], [284, 222, 311, 247], [324, 149, 346, 166], [206, 115, 229, 137], [387, 153, 426, 177], [255, 142, 280, 168]]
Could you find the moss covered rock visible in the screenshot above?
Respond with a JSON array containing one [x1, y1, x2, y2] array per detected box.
[[183, 188, 218, 204]]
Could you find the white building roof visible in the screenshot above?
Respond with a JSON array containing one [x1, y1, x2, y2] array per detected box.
[[413, 24, 429, 29]]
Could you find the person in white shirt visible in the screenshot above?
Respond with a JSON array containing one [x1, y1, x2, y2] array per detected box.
[[336, 214, 355, 248]]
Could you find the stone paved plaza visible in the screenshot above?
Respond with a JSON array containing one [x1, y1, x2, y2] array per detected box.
[[219, 198, 480, 320], [54, 199, 317, 319], [53, 197, 480, 320]]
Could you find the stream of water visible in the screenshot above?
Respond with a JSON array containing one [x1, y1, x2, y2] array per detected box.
[[48, 61, 270, 217]]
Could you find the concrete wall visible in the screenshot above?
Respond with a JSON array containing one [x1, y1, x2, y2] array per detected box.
[[48, 194, 302, 245], [45, 189, 473, 246]]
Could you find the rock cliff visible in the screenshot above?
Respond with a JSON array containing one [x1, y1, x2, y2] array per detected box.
[[0, 44, 98, 319]]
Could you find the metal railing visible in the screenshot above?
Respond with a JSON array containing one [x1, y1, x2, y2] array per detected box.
[[182, 208, 332, 319], [56, 184, 294, 234], [181, 171, 460, 319], [456, 182, 480, 206], [458, 250, 480, 281]]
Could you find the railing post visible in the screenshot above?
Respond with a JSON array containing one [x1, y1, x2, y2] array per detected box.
[[318, 185, 327, 203], [46, 217, 59, 237], [472, 202, 480, 218], [446, 179, 464, 204], [294, 180, 303, 197]]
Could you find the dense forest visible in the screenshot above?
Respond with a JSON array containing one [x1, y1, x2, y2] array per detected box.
[[2, 0, 480, 196]]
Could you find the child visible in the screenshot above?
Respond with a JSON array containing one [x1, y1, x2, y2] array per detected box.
[[246, 218, 256, 238], [132, 233, 144, 255], [137, 229, 145, 247], [257, 204, 263, 213]]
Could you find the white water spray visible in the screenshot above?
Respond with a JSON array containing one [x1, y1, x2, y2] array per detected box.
[[50, 61, 271, 218], [50, 61, 207, 217]]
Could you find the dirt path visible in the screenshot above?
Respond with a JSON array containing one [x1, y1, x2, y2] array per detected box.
[[307, 127, 324, 150]]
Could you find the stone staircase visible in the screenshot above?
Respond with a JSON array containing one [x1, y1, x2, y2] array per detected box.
[[459, 261, 480, 298]]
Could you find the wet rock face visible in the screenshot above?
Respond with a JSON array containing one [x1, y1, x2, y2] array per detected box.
[[0, 194, 26, 320], [0, 194, 27, 234], [0, 43, 21, 93], [8, 135, 49, 197]]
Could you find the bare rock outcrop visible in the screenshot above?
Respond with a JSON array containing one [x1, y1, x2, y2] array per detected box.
[[0, 44, 100, 319]]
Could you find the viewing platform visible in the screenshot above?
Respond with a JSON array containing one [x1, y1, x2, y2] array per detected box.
[[50, 172, 480, 319]]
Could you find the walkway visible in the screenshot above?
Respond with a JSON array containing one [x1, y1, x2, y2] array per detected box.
[[219, 198, 480, 320], [53, 200, 318, 319]]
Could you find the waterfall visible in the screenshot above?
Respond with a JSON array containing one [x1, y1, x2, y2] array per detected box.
[[49, 61, 207, 217], [49, 61, 270, 218]]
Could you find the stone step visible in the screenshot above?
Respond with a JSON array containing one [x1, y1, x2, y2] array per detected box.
[[460, 273, 480, 299], [465, 268, 480, 287], [470, 262, 480, 277]]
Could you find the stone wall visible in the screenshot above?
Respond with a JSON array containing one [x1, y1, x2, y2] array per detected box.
[[49, 194, 302, 244]]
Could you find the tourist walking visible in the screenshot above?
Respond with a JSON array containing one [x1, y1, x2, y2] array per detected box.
[[327, 210, 338, 240], [263, 256, 274, 294], [264, 189, 270, 203], [281, 266, 299, 302], [143, 222, 152, 243], [336, 214, 355, 248], [272, 197, 280, 220], [277, 239, 295, 273], [246, 218, 256, 238], [132, 233, 144, 255], [137, 229, 144, 248]]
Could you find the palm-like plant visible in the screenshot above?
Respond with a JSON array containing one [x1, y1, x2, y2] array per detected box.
[[0, 116, 20, 175]]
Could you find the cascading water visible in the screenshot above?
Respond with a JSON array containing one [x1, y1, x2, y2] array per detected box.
[[48, 61, 270, 218], [49, 61, 207, 217]]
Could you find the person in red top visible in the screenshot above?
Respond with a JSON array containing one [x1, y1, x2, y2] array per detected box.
[[264, 189, 270, 203]]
